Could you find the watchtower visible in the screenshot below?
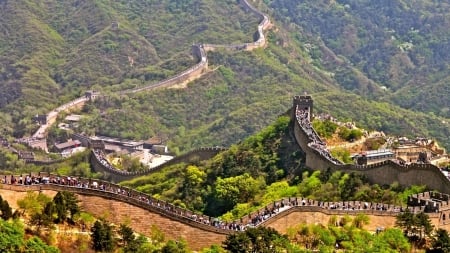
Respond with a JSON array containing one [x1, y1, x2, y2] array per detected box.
[[33, 114, 48, 125], [293, 94, 313, 121], [85, 90, 100, 101]]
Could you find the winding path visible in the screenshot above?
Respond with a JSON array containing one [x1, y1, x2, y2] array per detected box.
[[27, 0, 271, 154]]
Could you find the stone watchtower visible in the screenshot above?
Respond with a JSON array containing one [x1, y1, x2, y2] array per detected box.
[[85, 90, 100, 101], [292, 94, 313, 121]]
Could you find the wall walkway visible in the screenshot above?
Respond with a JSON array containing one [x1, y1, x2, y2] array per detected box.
[[1, 173, 447, 250], [292, 96, 450, 194]]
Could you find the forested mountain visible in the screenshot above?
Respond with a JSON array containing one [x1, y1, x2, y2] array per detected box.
[[1, 0, 449, 152], [267, 0, 450, 117]]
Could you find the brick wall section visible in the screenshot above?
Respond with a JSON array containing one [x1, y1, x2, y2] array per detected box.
[[292, 100, 450, 195], [0, 185, 228, 251], [77, 194, 227, 250], [263, 206, 450, 233]]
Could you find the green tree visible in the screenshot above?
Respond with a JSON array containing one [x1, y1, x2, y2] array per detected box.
[[213, 173, 262, 210], [0, 219, 25, 252], [371, 228, 410, 253], [91, 219, 114, 252], [0, 195, 12, 220], [352, 214, 370, 229], [0, 219, 59, 253], [181, 165, 206, 209], [298, 171, 322, 197], [223, 227, 289, 253], [30, 201, 55, 232], [396, 209, 415, 236], [118, 224, 145, 253], [160, 239, 189, 253], [24, 236, 60, 253], [429, 229, 450, 253], [416, 212, 434, 241], [396, 211, 433, 242], [17, 192, 51, 218], [312, 119, 338, 138], [53, 191, 80, 223]]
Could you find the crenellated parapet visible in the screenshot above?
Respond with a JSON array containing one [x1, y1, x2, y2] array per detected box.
[[1, 172, 448, 250], [291, 95, 450, 194], [0, 173, 435, 230]]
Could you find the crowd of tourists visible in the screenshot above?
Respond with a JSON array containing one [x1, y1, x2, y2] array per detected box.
[[296, 107, 342, 165], [1, 173, 420, 232]]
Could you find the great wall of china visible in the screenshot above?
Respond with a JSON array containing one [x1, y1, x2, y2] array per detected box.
[[1, 173, 449, 250], [13, 0, 271, 178], [292, 94, 450, 195], [90, 147, 226, 182], [25, 0, 271, 154], [3, 0, 450, 250]]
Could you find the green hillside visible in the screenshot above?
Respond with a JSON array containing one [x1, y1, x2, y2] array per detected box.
[[0, 0, 259, 135], [267, 0, 450, 118], [1, 0, 449, 152]]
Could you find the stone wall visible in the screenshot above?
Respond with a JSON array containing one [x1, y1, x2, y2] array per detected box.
[[90, 147, 226, 182], [2, 177, 450, 250], [292, 99, 450, 194], [0, 185, 228, 251], [263, 206, 449, 233], [123, 44, 209, 94], [25, 0, 271, 153]]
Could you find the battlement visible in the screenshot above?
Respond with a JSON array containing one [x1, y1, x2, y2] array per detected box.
[[1, 172, 447, 250], [291, 94, 450, 195]]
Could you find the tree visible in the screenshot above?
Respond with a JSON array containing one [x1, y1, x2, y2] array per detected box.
[[160, 239, 189, 253], [53, 191, 80, 223], [213, 173, 262, 211], [429, 229, 450, 253], [30, 202, 55, 232], [396, 211, 433, 242], [396, 209, 415, 236], [0, 196, 12, 220], [181, 165, 207, 209], [118, 224, 144, 253], [91, 219, 114, 252], [223, 227, 289, 253], [0, 219, 59, 253], [24, 236, 60, 253], [352, 214, 370, 229], [0, 219, 25, 252], [371, 228, 410, 253], [17, 192, 51, 218]]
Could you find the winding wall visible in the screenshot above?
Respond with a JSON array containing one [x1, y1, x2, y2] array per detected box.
[[28, 0, 272, 153], [292, 96, 450, 194], [1, 174, 449, 250], [90, 147, 226, 182]]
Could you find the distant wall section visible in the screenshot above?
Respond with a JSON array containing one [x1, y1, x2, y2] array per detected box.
[[90, 147, 226, 182]]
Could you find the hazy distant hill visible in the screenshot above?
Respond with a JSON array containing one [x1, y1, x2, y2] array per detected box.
[[1, 0, 449, 152]]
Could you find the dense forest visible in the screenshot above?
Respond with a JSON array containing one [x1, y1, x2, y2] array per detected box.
[[267, 0, 450, 117]]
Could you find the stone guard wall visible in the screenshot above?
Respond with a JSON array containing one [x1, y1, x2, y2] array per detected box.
[[90, 147, 226, 182], [292, 102, 450, 194]]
